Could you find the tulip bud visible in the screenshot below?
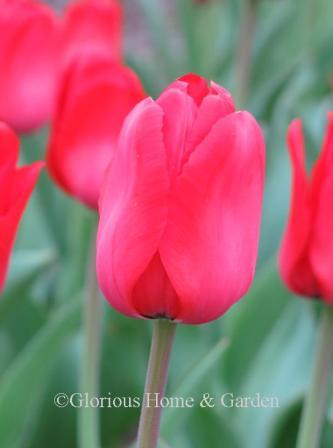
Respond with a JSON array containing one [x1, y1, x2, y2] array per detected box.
[[0, 122, 44, 292], [0, 0, 123, 133], [61, 0, 122, 66], [47, 55, 146, 209], [97, 73, 265, 324], [0, 0, 59, 132], [279, 114, 333, 303]]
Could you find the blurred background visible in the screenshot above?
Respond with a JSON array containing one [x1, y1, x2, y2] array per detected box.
[[1, 0, 333, 447]]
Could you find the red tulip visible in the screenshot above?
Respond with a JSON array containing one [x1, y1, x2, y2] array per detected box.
[[0, 0, 123, 134], [0, 0, 60, 133], [47, 56, 146, 209], [61, 0, 122, 67], [279, 114, 333, 303], [0, 122, 43, 292], [96, 74, 265, 324]]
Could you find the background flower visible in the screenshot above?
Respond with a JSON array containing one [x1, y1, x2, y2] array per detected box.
[[0, 122, 43, 291], [279, 114, 333, 303], [0, 0, 122, 133], [0, 0, 59, 132], [47, 55, 146, 209], [61, 0, 122, 66]]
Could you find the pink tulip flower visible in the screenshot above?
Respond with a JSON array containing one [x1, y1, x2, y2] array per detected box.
[[97, 74, 265, 324]]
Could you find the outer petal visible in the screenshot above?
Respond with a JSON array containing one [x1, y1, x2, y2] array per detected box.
[[96, 98, 169, 318], [131, 252, 180, 319], [159, 111, 265, 324], [62, 0, 122, 66], [47, 56, 145, 209], [0, 123, 43, 292], [309, 113, 333, 302], [279, 119, 319, 297], [0, 0, 59, 132]]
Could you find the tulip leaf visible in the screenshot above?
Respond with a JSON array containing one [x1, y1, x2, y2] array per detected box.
[[234, 301, 316, 447], [161, 337, 229, 433], [268, 396, 302, 448], [221, 258, 291, 389], [5, 249, 57, 289], [0, 295, 81, 448], [185, 407, 240, 448]]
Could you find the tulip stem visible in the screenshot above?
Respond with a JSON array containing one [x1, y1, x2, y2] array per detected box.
[[296, 304, 333, 448], [137, 319, 177, 448], [79, 232, 102, 448], [234, 0, 259, 106]]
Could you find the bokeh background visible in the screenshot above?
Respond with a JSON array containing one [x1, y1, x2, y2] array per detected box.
[[1, 0, 333, 447]]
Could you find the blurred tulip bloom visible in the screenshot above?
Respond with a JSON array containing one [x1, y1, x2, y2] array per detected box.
[[62, 0, 122, 66], [97, 74, 265, 325], [0, 122, 43, 292], [47, 56, 146, 209], [0, 0, 59, 133], [0, 0, 123, 133], [279, 114, 333, 302]]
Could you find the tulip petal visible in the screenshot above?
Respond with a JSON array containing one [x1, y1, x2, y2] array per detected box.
[[184, 91, 235, 162], [132, 252, 180, 319], [0, 123, 20, 215], [309, 113, 333, 302], [177, 73, 210, 105], [96, 98, 169, 318], [0, 122, 18, 168], [47, 58, 145, 209], [210, 81, 235, 107], [0, 0, 59, 132], [157, 88, 196, 180], [159, 111, 265, 324], [279, 119, 319, 297], [62, 0, 122, 66], [0, 157, 43, 292], [310, 112, 333, 203]]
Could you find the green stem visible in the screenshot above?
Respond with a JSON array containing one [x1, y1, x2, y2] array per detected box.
[[137, 319, 177, 448], [296, 305, 333, 448], [234, 0, 259, 107], [78, 233, 102, 448]]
